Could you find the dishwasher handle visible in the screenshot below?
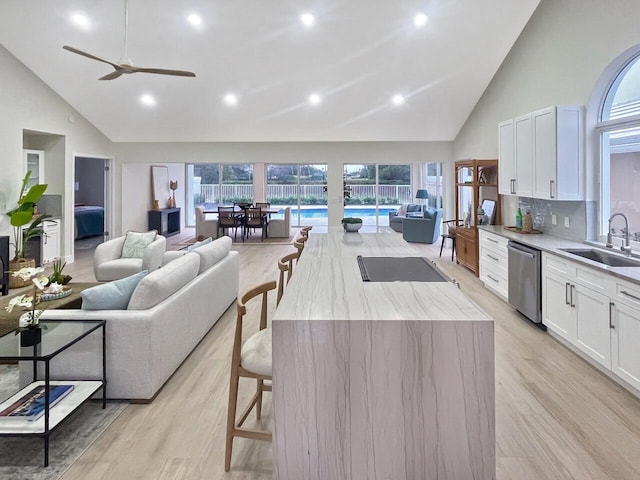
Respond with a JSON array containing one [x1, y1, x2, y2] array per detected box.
[[507, 241, 537, 259]]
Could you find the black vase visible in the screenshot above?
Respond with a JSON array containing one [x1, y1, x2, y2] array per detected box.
[[20, 327, 42, 347]]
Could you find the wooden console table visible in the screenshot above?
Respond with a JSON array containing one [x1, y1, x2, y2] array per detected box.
[[0, 282, 99, 336]]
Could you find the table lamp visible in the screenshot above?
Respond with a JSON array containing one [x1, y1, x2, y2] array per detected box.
[[416, 189, 429, 211]]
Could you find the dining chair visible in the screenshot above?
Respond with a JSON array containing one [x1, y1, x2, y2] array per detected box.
[[277, 251, 299, 305], [225, 280, 277, 472], [243, 207, 267, 241], [254, 202, 270, 209], [218, 206, 243, 241], [440, 219, 463, 261]]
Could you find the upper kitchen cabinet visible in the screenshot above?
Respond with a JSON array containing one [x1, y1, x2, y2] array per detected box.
[[23, 149, 45, 189], [498, 114, 533, 197], [498, 119, 515, 196], [498, 105, 584, 200], [532, 106, 585, 200]]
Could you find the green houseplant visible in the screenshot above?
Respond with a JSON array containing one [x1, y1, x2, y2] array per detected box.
[[341, 217, 363, 232], [6, 172, 49, 287]]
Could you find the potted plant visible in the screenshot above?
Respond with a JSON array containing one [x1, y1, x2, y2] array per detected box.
[[6, 171, 49, 287], [48, 257, 72, 285], [342, 217, 363, 232]]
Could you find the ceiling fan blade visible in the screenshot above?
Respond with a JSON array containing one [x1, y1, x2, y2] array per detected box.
[[98, 70, 125, 81], [63, 45, 119, 68], [133, 67, 196, 77]]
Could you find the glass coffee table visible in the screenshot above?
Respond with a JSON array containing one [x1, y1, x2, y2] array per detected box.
[[0, 319, 106, 467]]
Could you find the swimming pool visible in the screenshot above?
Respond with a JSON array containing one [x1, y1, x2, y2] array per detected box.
[[283, 207, 397, 218]]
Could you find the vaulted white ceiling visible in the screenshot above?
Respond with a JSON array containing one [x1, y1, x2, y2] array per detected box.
[[0, 0, 540, 142]]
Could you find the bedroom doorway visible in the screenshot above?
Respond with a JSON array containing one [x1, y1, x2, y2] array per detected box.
[[74, 155, 111, 256]]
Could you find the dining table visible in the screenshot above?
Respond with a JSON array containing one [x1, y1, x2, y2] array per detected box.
[[272, 228, 495, 479]]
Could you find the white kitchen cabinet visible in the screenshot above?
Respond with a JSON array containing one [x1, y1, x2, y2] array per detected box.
[[514, 113, 533, 197], [498, 105, 584, 200], [573, 282, 611, 368], [542, 269, 575, 341], [532, 106, 584, 200], [611, 280, 640, 392], [42, 219, 60, 264], [23, 149, 45, 189], [542, 250, 640, 395], [479, 230, 509, 300], [498, 119, 515, 196]]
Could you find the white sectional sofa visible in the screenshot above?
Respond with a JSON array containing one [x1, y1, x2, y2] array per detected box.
[[34, 237, 239, 401]]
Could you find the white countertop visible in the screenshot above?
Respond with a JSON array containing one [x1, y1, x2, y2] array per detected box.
[[273, 228, 490, 322], [479, 225, 640, 284]]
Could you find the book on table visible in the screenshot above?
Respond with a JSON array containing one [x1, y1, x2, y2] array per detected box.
[[0, 385, 74, 421]]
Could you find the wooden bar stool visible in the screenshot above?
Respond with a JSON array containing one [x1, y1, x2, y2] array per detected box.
[[277, 251, 299, 305], [294, 236, 307, 259], [225, 280, 276, 472]]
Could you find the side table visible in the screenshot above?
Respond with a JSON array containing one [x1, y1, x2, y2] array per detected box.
[[0, 320, 106, 467]]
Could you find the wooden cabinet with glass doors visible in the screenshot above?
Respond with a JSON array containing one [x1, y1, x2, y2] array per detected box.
[[454, 159, 500, 275]]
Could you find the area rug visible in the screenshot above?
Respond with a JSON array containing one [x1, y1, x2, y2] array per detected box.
[[0, 365, 126, 480]]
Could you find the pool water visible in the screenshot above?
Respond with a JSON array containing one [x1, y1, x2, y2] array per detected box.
[[285, 207, 397, 218]]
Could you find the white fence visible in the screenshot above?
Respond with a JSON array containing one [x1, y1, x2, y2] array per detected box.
[[198, 184, 413, 203]]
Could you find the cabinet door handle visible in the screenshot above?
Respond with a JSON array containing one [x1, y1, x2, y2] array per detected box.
[[550, 180, 555, 199], [487, 274, 499, 283], [565, 282, 570, 305], [487, 254, 499, 262], [570, 284, 576, 308], [620, 290, 640, 302], [511, 179, 516, 194], [487, 238, 499, 244], [609, 302, 615, 329]]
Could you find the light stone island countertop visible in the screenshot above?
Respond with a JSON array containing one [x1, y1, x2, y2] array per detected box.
[[479, 225, 640, 285], [272, 228, 495, 480], [273, 227, 491, 322]]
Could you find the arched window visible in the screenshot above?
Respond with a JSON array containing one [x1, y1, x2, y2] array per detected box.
[[598, 52, 640, 245]]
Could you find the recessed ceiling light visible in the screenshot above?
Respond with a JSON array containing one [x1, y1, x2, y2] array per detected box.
[[140, 94, 156, 107], [223, 93, 238, 106], [71, 13, 90, 29], [308, 93, 321, 106], [300, 13, 315, 27], [392, 94, 405, 106], [414, 13, 428, 27], [187, 13, 202, 27]]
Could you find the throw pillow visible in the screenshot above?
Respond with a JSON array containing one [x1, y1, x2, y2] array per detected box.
[[81, 270, 148, 310], [423, 209, 435, 219], [187, 236, 213, 252], [122, 230, 157, 258], [396, 204, 408, 217]]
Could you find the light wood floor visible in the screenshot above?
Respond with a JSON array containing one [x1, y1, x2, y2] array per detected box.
[[58, 233, 640, 479]]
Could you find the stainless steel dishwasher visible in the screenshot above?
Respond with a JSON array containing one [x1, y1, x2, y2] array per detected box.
[[507, 240, 543, 326]]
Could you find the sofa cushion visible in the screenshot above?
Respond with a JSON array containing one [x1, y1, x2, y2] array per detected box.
[[122, 230, 157, 258], [81, 270, 148, 310], [127, 252, 200, 310], [192, 236, 232, 274], [187, 236, 213, 252], [406, 204, 421, 213], [423, 208, 436, 219]]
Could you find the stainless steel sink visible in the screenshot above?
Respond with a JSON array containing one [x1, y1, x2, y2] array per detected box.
[[560, 248, 640, 267]]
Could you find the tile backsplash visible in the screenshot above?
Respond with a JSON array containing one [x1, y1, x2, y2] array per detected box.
[[512, 198, 592, 242]]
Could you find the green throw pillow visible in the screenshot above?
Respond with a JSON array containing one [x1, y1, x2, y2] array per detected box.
[[81, 270, 148, 310], [122, 230, 157, 258], [187, 237, 213, 252]]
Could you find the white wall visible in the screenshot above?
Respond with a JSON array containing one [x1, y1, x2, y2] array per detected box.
[[114, 141, 453, 231], [0, 45, 114, 260], [452, 0, 640, 225]]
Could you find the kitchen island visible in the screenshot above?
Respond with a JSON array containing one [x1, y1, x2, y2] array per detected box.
[[272, 229, 495, 479]]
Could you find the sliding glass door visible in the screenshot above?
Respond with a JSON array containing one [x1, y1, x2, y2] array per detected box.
[[266, 164, 328, 226]]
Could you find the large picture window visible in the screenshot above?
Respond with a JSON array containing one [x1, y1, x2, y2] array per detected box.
[[599, 53, 640, 244]]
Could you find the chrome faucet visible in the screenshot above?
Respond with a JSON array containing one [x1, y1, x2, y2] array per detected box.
[[606, 212, 632, 255]]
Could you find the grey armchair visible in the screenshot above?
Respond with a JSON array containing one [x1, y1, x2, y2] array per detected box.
[[402, 208, 443, 244]]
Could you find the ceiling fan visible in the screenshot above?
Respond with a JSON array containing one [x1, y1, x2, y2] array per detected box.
[[63, 0, 195, 80]]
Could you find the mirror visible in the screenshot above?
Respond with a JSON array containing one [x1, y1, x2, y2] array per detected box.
[[151, 166, 170, 209]]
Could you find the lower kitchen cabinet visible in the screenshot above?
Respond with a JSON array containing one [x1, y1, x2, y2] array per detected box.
[[455, 228, 477, 274], [542, 251, 640, 393], [573, 283, 611, 369], [542, 270, 574, 341]]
